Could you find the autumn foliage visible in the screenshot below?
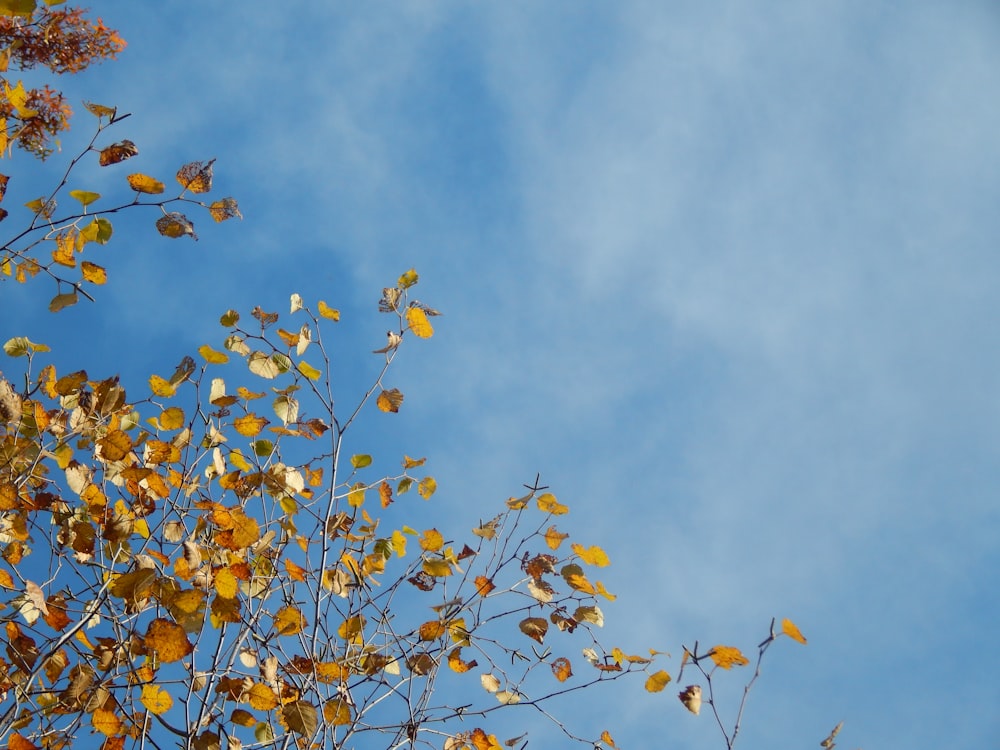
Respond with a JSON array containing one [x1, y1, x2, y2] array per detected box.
[[1, 1, 125, 158], [0, 5, 820, 750]]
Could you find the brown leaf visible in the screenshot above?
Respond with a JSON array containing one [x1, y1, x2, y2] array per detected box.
[[177, 159, 215, 193], [99, 140, 138, 166]]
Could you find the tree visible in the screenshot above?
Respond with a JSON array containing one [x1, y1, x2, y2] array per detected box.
[[0, 6, 813, 750], [1, 0, 125, 160]]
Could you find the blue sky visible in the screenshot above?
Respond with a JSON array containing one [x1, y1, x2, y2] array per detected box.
[[3, 2, 999, 748]]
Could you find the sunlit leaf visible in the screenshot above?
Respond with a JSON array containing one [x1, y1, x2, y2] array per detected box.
[[418, 476, 437, 499], [419, 528, 443, 552], [419, 620, 446, 641], [351, 454, 372, 469], [141, 684, 174, 714], [144, 618, 193, 663], [149, 374, 176, 397], [537, 493, 569, 515], [377, 388, 404, 413], [91, 708, 122, 736], [177, 158, 215, 193], [551, 657, 573, 682], [126, 173, 165, 193], [406, 306, 433, 338], [644, 670, 672, 692], [474, 575, 495, 596], [710, 645, 749, 670], [3, 336, 50, 356], [234, 414, 268, 437], [69, 189, 100, 207], [398, 268, 419, 288], [273, 606, 305, 636], [296, 360, 321, 380], [782, 618, 808, 645], [247, 682, 278, 711], [422, 558, 452, 577], [318, 300, 340, 320], [323, 698, 352, 726], [572, 543, 610, 567], [544, 525, 569, 550], [80, 261, 107, 284]]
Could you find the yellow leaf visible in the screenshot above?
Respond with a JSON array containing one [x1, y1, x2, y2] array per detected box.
[[376, 388, 404, 413], [209, 197, 242, 222], [159, 407, 185, 430], [177, 159, 215, 194], [80, 261, 107, 285], [92, 708, 122, 736], [234, 414, 268, 437], [600, 730, 618, 749], [782, 618, 808, 645], [710, 645, 749, 670], [347, 482, 365, 508], [149, 374, 177, 398], [284, 558, 307, 582], [337, 615, 365, 642], [422, 558, 452, 577], [419, 529, 443, 552], [144, 618, 193, 663], [214, 567, 238, 599], [199, 344, 229, 364], [572, 543, 610, 567], [418, 620, 446, 641], [127, 173, 165, 194], [323, 698, 352, 726], [537, 493, 568, 515], [560, 564, 595, 594], [317, 300, 340, 320], [69, 190, 101, 207], [398, 269, 419, 288], [296, 360, 321, 380], [418, 476, 437, 499], [51, 231, 76, 267], [405, 306, 433, 338], [644, 670, 672, 692], [246, 682, 278, 711], [402, 455, 426, 469], [140, 684, 174, 715], [544, 526, 569, 550], [273, 606, 305, 636]]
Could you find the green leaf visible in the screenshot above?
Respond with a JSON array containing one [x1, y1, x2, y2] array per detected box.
[[351, 454, 372, 470], [219, 309, 240, 326], [398, 268, 419, 289], [80, 217, 113, 244], [69, 190, 101, 208], [282, 701, 318, 737]]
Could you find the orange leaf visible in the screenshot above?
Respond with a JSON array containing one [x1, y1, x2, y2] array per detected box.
[[551, 656, 572, 682], [572, 543, 610, 567], [782, 618, 808, 645], [376, 388, 404, 413], [710, 645, 749, 670], [144, 618, 193, 663], [92, 708, 122, 736], [418, 620, 446, 641], [99, 140, 138, 166], [474, 575, 495, 596], [284, 558, 307, 583], [127, 173, 165, 194]]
